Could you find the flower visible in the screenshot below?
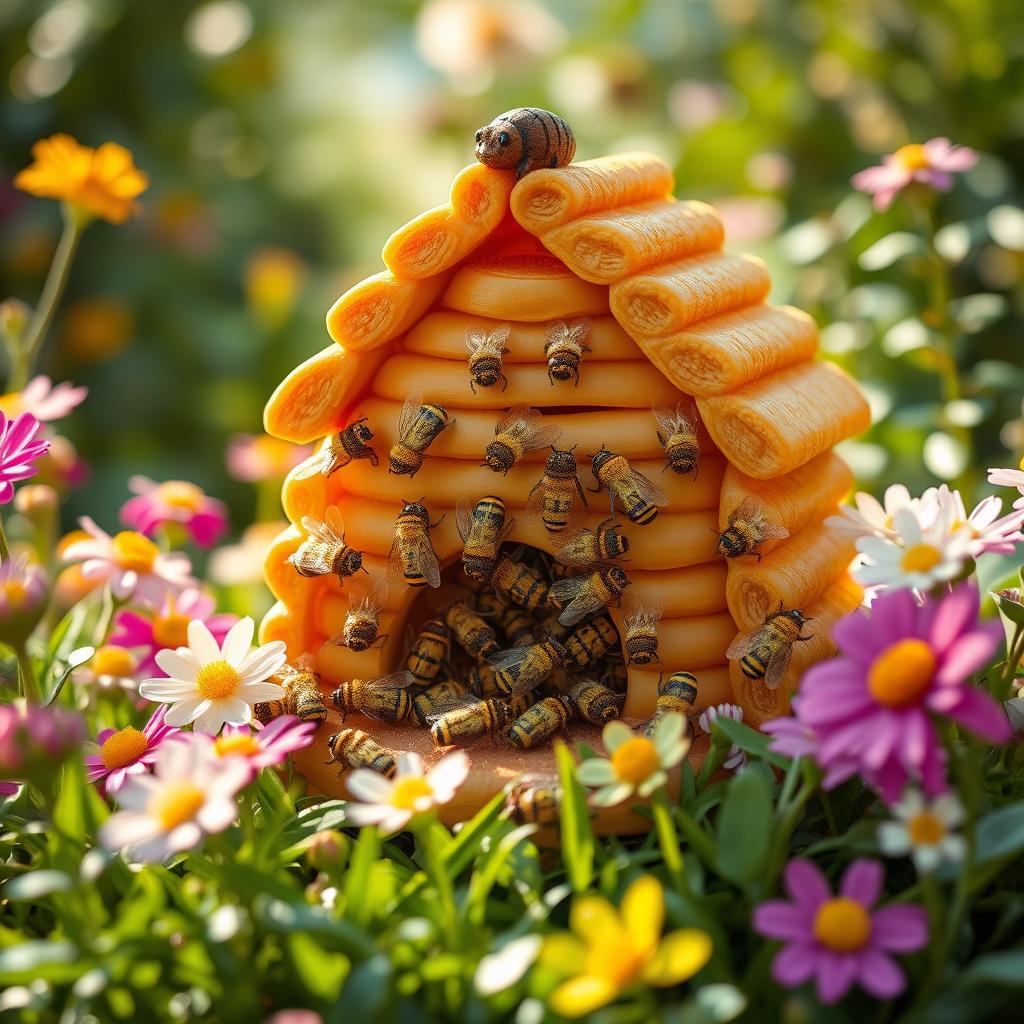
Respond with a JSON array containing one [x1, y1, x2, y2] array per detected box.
[[944, 490, 1024, 557], [795, 585, 1009, 803], [754, 859, 927, 1003], [877, 789, 966, 873], [763, 699, 821, 760], [988, 459, 1024, 509], [120, 476, 228, 548], [0, 554, 48, 645], [139, 617, 287, 733], [303, 829, 351, 872], [851, 138, 977, 211], [209, 521, 287, 586], [63, 517, 196, 605], [576, 714, 690, 807], [475, 935, 542, 996], [0, 411, 49, 504], [99, 735, 248, 863], [0, 376, 87, 425], [208, 716, 317, 778], [109, 588, 237, 676], [243, 246, 308, 330], [85, 705, 181, 795], [826, 484, 932, 541], [0, 703, 83, 783], [72, 644, 145, 694], [699, 703, 746, 771], [543, 875, 712, 1017], [345, 750, 469, 834], [226, 434, 312, 483], [15, 134, 149, 224]]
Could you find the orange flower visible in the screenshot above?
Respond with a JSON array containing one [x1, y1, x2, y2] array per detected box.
[[15, 134, 149, 224]]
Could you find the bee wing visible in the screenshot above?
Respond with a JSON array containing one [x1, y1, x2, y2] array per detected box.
[[625, 466, 670, 508], [489, 323, 512, 349], [398, 392, 422, 436], [413, 530, 442, 589], [653, 405, 680, 433], [465, 328, 486, 354], [759, 522, 791, 542], [300, 514, 341, 545], [524, 421, 563, 453], [556, 590, 607, 627], [567, 317, 592, 346], [366, 670, 416, 691], [726, 628, 763, 660], [486, 645, 533, 672], [455, 498, 474, 542], [292, 451, 326, 480], [764, 643, 794, 690], [545, 320, 567, 345], [495, 405, 529, 435], [324, 505, 347, 539], [553, 528, 596, 567], [732, 497, 763, 523]]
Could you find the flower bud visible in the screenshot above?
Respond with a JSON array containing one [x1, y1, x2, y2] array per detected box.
[[14, 484, 58, 517], [0, 702, 83, 783], [0, 298, 30, 341], [0, 555, 48, 645], [304, 829, 350, 872]]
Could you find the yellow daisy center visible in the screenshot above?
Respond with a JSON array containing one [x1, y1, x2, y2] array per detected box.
[[195, 659, 241, 700], [157, 481, 204, 512], [92, 645, 136, 678], [391, 777, 434, 810], [868, 639, 937, 708], [611, 736, 660, 783], [149, 782, 206, 831], [813, 897, 872, 953], [100, 727, 149, 769], [900, 543, 942, 574], [214, 733, 261, 758], [894, 143, 930, 172], [111, 531, 160, 573], [908, 810, 945, 846], [152, 611, 191, 649]]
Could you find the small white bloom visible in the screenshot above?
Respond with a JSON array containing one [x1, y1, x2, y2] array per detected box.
[[139, 618, 287, 733], [99, 735, 249, 863], [474, 935, 542, 996], [942, 488, 1024, 557], [346, 750, 469, 834], [826, 484, 930, 541], [877, 789, 966, 873], [72, 644, 145, 694], [988, 463, 1024, 501], [698, 703, 746, 771]]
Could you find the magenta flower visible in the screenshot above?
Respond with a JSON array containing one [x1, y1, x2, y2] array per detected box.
[[0, 554, 48, 645], [226, 433, 312, 483], [120, 475, 228, 548], [109, 588, 237, 676], [208, 716, 317, 779], [852, 138, 977, 211], [0, 703, 83, 784], [0, 411, 49, 504], [754, 859, 927, 1004], [85, 705, 182, 795], [795, 584, 1009, 803], [3, 375, 88, 424]]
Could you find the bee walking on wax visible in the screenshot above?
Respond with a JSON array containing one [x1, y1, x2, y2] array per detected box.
[[505, 773, 563, 826], [290, 506, 366, 580], [294, 417, 378, 479], [482, 406, 561, 475], [389, 500, 444, 589], [653, 404, 701, 477], [727, 607, 813, 690], [643, 671, 699, 738], [507, 695, 573, 750], [549, 565, 632, 627], [555, 517, 629, 567], [330, 673, 416, 725], [330, 579, 389, 653], [544, 318, 592, 386], [473, 107, 576, 179], [529, 445, 588, 533], [717, 498, 790, 562], [325, 729, 396, 777], [389, 395, 452, 478], [622, 600, 663, 666], [457, 495, 513, 581], [589, 447, 668, 526], [466, 322, 512, 392]]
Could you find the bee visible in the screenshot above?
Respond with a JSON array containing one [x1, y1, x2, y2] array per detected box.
[[466, 322, 512, 392], [445, 602, 501, 661], [389, 500, 443, 589], [294, 417, 378, 479], [544, 319, 592, 386], [488, 637, 567, 697], [508, 695, 573, 750], [717, 498, 790, 562], [563, 613, 620, 670], [622, 601, 663, 666], [549, 566, 632, 627], [290, 506, 366, 580], [490, 555, 550, 610], [505, 773, 563, 826], [529, 446, 588, 533], [643, 671, 699, 738], [727, 607, 813, 689], [254, 657, 327, 724], [482, 406, 561, 476], [326, 729, 396, 777], [474, 107, 576, 179], [405, 619, 452, 683], [467, 663, 500, 699], [497, 602, 536, 647], [330, 580, 389, 652], [389, 395, 452, 477], [589, 448, 668, 526], [654, 404, 701, 477], [602, 660, 629, 696], [457, 495, 513, 581], [412, 680, 469, 726], [555, 517, 630, 568], [430, 697, 517, 747], [330, 674, 416, 724], [567, 678, 621, 726]]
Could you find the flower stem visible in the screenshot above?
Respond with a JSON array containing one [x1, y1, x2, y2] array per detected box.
[[652, 787, 687, 892], [14, 642, 41, 703], [416, 818, 459, 949], [0, 515, 9, 561]]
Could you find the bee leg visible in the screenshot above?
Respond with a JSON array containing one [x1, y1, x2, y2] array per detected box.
[[367, 451, 380, 467], [515, 155, 530, 179], [574, 476, 588, 506], [500, 374, 508, 392], [371, 633, 390, 649], [469, 379, 477, 395]]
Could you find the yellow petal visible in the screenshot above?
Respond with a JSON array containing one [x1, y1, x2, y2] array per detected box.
[[641, 929, 713, 986], [540, 933, 588, 974], [549, 975, 619, 1018], [570, 895, 626, 946], [621, 875, 664, 958]]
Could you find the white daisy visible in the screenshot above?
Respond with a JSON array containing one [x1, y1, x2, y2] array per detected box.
[[63, 516, 196, 606], [826, 484, 932, 541], [99, 734, 249, 863], [576, 714, 690, 807], [345, 750, 469, 834], [698, 703, 746, 771], [877, 789, 966, 873], [988, 460, 1024, 506], [942, 488, 1024, 557], [139, 617, 287, 733], [72, 644, 145, 694]]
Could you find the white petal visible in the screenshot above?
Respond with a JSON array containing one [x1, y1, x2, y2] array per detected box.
[[197, 796, 239, 834], [395, 752, 424, 778], [164, 822, 204, 855], [932, 793, 964, 828], [193, 702, 230, 734], [602, 720, 633, 753], [187, 619, 221, 663], [576, 759, 616, 785], [238, 641, 286, 680], [115, 775, 162, 810], [376, 810, 413, 835], [912, 845, 941, 873], [100, 811, 158, 850], [238, 681, 286, 703], [153, 648, 199, 680], [877, 822, 911, 855], [638, 771, 667, 797], [426, 751, 469, 799], [939, 834, 967, 862], [127, 832, 178, 864], [345, 803, 393, 826], [589, 783, 633, 807], [347, 770, 394, 803], [653, 712, 685, 751], [164, 697, 207, 727], [139, 678, 198, 701], [221, 617, 255, 665]]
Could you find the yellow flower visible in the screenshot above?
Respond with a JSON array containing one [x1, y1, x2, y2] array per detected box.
[[543, 875, 711, 1017], [15, 134, 149, 224]]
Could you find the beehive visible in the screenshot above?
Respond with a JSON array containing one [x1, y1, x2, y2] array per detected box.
[[261, 152, 869, 830]]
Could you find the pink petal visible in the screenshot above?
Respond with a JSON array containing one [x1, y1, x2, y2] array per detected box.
[[754, 902, 813, 941], [930, 687, 1011, 743], [858, 949, 907, 999], [840, 860, 882, 906], [935, 628, 1001, 685], [772, 943, 818, 987], [783, 859, 831, 909], [815, 951, 859, 1004], [871, 905, 929, 952]]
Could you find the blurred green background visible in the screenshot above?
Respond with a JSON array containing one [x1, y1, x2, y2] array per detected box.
[[2, 0, 1023, 549]]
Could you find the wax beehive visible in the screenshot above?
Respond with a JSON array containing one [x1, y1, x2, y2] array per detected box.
[[261, 151, 869, 829]]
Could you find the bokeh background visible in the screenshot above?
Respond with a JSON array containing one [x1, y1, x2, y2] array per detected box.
[[2, 0, 1023, 594]]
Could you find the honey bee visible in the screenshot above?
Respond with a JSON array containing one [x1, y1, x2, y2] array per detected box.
[[505, 773, 563, 826], [727, 607, 813, 689], [254, 657, 327, 724], [457, 495, 513, 581], [389, 501, 443, 589], [529, 446, 588, 532], [326, 729, 396, 777], [488, 637, 567, 697], [567, 678, 621, 726], [430, 697, 517, 747], [482, 406, 561, 476], [330, 674, 416, 724], [544, 318, 592, 386], [445, 602, 501, 661], [643, 671, 698, 738], [717, 498, 790, 562], [554, 517, 630, 568], [589, 448, 669, 526], [294, 417, 378, 479], [474, 107, 576, 179], [389, 395, 452, 477], [412, 680, 469, 726], [497, 601, 536, 647], [330, 580, 389, 652], [467, 663, 500, 699], [654, 404, 701, 477], [622, 601, 663, 666], [405, 619, 452, 683], [490, 555, 551, 610], [563, 613, 620, 670], [549, 566, 631, 627], [466, 322, 512, 392], [290, 506, 366, 580], [508, 695, 573, 750]]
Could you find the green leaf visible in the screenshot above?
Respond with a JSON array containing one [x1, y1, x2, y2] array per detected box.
[[556, 741, 593, 893], [958, 950, 1024, 987], [710, 716, 790, 769], [715, 768, 773, 886], [976, 803, 1024, 864], [0, 940, 81, 983], [3, 869, 73, 901], [344, 826, 382, 929], [278, 799, 349, 847], [285, 931, 350, 999], [255, 895, 375, 959]]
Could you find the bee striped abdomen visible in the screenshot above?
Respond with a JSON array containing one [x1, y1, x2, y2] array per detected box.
[[563, 614, 619, 669], [567, 679, 620, 726], [717, 527, 747, 558], [491, 557, 550, 610], [326, 729, 395, 777], [430, 699, 507, 747], [508, 696, 572, 750], [740, 648, 772, 679]]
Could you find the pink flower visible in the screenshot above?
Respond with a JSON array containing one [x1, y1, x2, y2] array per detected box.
[[946, 490, 1024, 556], [0, 554, 48, 645], [207, 716, 317, 779], [0, 411, 49, 504], [0, 703, 83, 784], [988, 463, 1024, 510], [754, 859, 928, 1004], [120, 476, 228, 548], [698, 702, 746, 771], [109, 588, 237, 676], [795, 584, 1009, 803], [852, 138, 978, 211], [1, 375, 87, 424], [85, 705, 182, 795], [226, 434, 312, 483]]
